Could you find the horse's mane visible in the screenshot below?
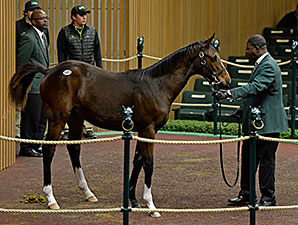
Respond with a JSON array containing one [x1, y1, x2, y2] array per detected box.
[[144, 41, 203, 77]]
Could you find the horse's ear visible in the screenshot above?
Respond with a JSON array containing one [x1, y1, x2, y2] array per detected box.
[[202, 33, 215, 50]]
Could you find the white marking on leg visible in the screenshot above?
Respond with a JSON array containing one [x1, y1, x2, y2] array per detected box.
[[75, 167, 95, 200], [143, 184, 157, 210], [43, 184, 57, 207]]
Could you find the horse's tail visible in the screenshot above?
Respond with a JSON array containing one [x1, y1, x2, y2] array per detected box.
[[9, 62, 49, 110]]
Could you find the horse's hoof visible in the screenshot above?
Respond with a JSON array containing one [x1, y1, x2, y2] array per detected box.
[[48, 203, 60, 210], [131, 200, 141, 208], [149, 211, 161, 217], [87, 195, 98, 203]]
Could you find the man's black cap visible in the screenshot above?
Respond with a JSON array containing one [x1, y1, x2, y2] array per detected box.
[[25, 1, 41, 11], [71, 5, 90, 16]]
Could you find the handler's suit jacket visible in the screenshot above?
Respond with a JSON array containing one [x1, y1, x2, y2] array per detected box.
[[16, 26, 49, 94], [229, 53, 288, 134]]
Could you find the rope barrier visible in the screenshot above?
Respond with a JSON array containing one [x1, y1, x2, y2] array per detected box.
[[174, 102, 295, 111], [1, 205, 297, 214], [258, 135, 298, 144], [143, 54, 162, 60], [221, 59, 254, 69], [132, 135, 250, 145], [172, 103, 213, 107], [258, 205, 298, 211], [221, 59, 292, 68], [142, 54, 292, 68], [1, 134, 297, 146], [102, 55, 137, 62], [131, 207, 249, 213], [0, 208, 121, 214], [172, 102, 240, 109], [49, 53, 293, 69], [131, 205, 298, 213], [0, 134, 249, 145], [277, 60, 292, 66], [0, 133, 297, 217], [0, 135, 122, 145]]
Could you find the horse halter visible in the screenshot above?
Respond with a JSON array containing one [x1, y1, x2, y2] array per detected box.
[[199, 50, 226, 89]]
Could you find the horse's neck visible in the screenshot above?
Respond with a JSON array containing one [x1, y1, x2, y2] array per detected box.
[[144, 42, 200, 104], [146, 60, 195, 105], [167, 68, 194, 101]]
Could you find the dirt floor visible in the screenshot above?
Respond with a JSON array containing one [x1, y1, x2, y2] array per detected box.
[[0, 133, 297, 225]]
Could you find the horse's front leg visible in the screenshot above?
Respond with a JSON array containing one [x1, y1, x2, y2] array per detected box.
[[138, 128, 161, 217], [129, 141, 143, 208], [142, 141, 161, 217]]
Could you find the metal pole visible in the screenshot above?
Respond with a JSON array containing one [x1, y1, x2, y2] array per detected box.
[[291, 41, 297, 138], [213, 40, 220, 135], [249, 131, 257, 225], [121, 106, 134, 225], [137, 37, 144, 69], [122, 132, 132, 225], [248, 106, 262, 225]]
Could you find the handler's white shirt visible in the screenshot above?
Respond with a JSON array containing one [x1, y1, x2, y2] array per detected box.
[[32, 26, 46, 49]]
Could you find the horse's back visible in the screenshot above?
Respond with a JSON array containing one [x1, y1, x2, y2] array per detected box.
[[40, 60, 136, 127]]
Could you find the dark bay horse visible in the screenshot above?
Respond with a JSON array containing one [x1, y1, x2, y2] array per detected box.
[[9, 34, 230, 212]]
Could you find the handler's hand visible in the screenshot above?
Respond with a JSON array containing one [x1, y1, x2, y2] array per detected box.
[[213, 89, 231, 100]]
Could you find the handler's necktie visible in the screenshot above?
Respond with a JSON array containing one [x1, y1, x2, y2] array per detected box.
[[42, 33, 48, 57], [252, 62, 258, 73]]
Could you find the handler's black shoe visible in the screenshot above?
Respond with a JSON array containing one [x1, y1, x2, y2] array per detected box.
[[228, 195, 249, 205], [83, 131, 96, 139], [34, 146, 43, 154], [259, 200, 276, 206], [19, 149, 43, 157]]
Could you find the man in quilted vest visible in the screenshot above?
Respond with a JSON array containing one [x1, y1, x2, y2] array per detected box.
[[57, 5, 103, 139]]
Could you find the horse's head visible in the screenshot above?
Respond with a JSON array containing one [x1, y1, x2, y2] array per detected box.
[[191, 34, 231, 90]]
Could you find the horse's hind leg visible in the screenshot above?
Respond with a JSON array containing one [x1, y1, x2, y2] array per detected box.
[[43, 119, 65, 209], [67, 111, 98, 203]]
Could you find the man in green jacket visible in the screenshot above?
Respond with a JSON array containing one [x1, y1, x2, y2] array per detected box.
[[17, 9, 49, 157], [214, 34, 288, 206]]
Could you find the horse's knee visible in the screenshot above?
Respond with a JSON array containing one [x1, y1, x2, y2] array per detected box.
[[143, 159, 154, 173], [133, 152, 143, 167], [143, 159, 154, 187]]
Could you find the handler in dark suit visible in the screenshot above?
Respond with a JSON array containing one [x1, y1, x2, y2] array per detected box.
[[17, 9, 49, 157], [214, 34, 288, 206]]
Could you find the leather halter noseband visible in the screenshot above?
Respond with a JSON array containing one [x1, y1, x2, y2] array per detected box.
[[199, 50, 226, 90]]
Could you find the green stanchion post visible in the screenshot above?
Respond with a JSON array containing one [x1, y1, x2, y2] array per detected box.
[[137, 37, 144, 69], [291, 41, 297, 138], [249, 132, 257, 225], [121, 106, 134, 225], [248, 106, 263, 225], [213, 40, 220, 135]]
